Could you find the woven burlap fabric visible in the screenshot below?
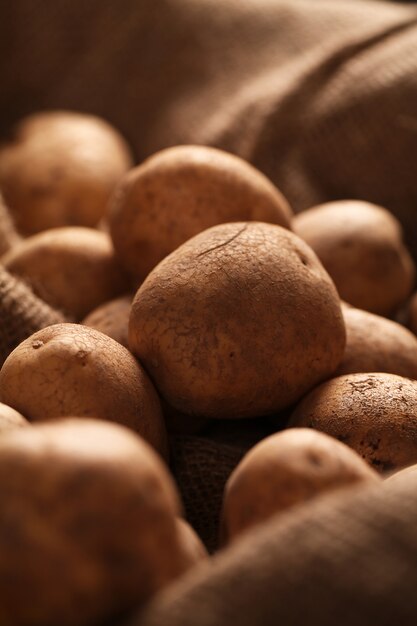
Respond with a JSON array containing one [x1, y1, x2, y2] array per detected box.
[[169, 436, 245, 553], [131, 473, 417, 626], [2, 0, 417, 252], [0, 267, 66, 365]]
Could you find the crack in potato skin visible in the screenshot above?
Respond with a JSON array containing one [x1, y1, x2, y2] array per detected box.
[[129, 221, 346, 419]]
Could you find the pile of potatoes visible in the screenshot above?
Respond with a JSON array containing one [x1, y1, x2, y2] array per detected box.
[[1, 110, 417, 625]]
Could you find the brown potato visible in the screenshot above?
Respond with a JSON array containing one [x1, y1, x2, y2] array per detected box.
[[175, 519, 208, 565], [406, 291, 417, 336], [0, 418, 192, 626], [293, 201, 415, 315], [2, 227, 129, 320], [129, 222, 345, 419], [109, 145, 293, 282], [82, 294, 132, 348], [289, 372, 417, 472], [336, 304, 417, 378], [0, 402, 28, 432], [0, 110, 133, 234], [0, 324, 167, 456], [221, 428, 379, 543]]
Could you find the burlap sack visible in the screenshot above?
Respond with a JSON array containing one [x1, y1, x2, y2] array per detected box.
[[132, 472, 417, 626], [0, 267, 66, 365], [1, 0, 417, 252], [169, 435, 245, 553]]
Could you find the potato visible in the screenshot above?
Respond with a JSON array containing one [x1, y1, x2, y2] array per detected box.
[[129, 222, 345, 419], [289, 372, 417, 472], [0, 402, 28, 432], [0, 324, 167, 456], [406, 291, 417, 336], [82, 294, 132, 348], [221, 428, 379, 543], [0, 110, 133, 234], [336, 304, 417, 378], [0, 418, 193, 626], [109, 145, 293, 282], [2, 227, 129, 320], [293, 201, 415, 315], [175, 519, 208, 565]]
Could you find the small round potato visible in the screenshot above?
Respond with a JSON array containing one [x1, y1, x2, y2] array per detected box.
[[109, 145, 293, 282], [336, 304, 417, 378], [2, 227, 129, 320], [82, 294, 132, 348], [0, 402, 28, 432], [129, 222, 345, 419], [289, 372, 417, 472], [0, 110, 133, 234], [293, 201, 415, 315], [0, 418, 192, 626], [221, 428, 379, 542], [0, 324, 167, 456]]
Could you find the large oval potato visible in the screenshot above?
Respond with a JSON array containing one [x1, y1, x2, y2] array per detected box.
[[222, 428, 379, 543], [0, 110, 133, 234], [129, 222, 345, 419], [289, 372, 417, 472], [109, 145, 293, 282], [2, 227, 129, 320], [0, 418, 192, 626], [336, 304, 417, 378], [293, 201, 415, 315], [0, 324, 167, 456]]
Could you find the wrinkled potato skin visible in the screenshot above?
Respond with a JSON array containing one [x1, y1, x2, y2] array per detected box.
[[289, 373, 417, 473], [0, 402, 28, 432], [294, 201, 415, 315], [0, 111, 133, 235], [0, 418, 190, 626], [222, 428, 379, 542], [2, 227, 129, 320], [109, 145, 293, 282], [0, 324, 168, 457], [129, 222, 345, 419], [336, 305, 417, 378], [82, 294, 133, 348]]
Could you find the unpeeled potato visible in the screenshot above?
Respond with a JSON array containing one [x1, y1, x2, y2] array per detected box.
[[289, 372, 417, 472], [129, 222, 345, 419], [336, 304, 417, 378], [0, 402, 28, 432], [109, 145, 293, 282], [0, 324, 167, 456], [0, 110, 133, 234], [221, 428, 379, 543], [2, 227, 129, 320], [82, 294, 132, 348], [294, 201, 415, 315], [0, 418, 192, 626]]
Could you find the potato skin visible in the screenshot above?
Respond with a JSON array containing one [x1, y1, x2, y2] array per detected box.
[[109, 145, 293, 282], [336, 304, 417, 378], [289, 372, 417, 473], [175, 519, 208, 565], [0, 402, 28, 432], [0, 110, 133, 234], [0, 418, 191, 626], [2, 227, 129, 320], [129, 222, 345, 419], [294, 201, 415, 315], [82, 294, 132, 348], [222, 428, 379, 543], [0, 324, 167, 457]]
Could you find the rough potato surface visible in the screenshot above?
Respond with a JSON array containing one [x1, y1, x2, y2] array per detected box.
[[289, 372, 417, 472], [0, 324, 167, 456], [129, 222, 346, 419]]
